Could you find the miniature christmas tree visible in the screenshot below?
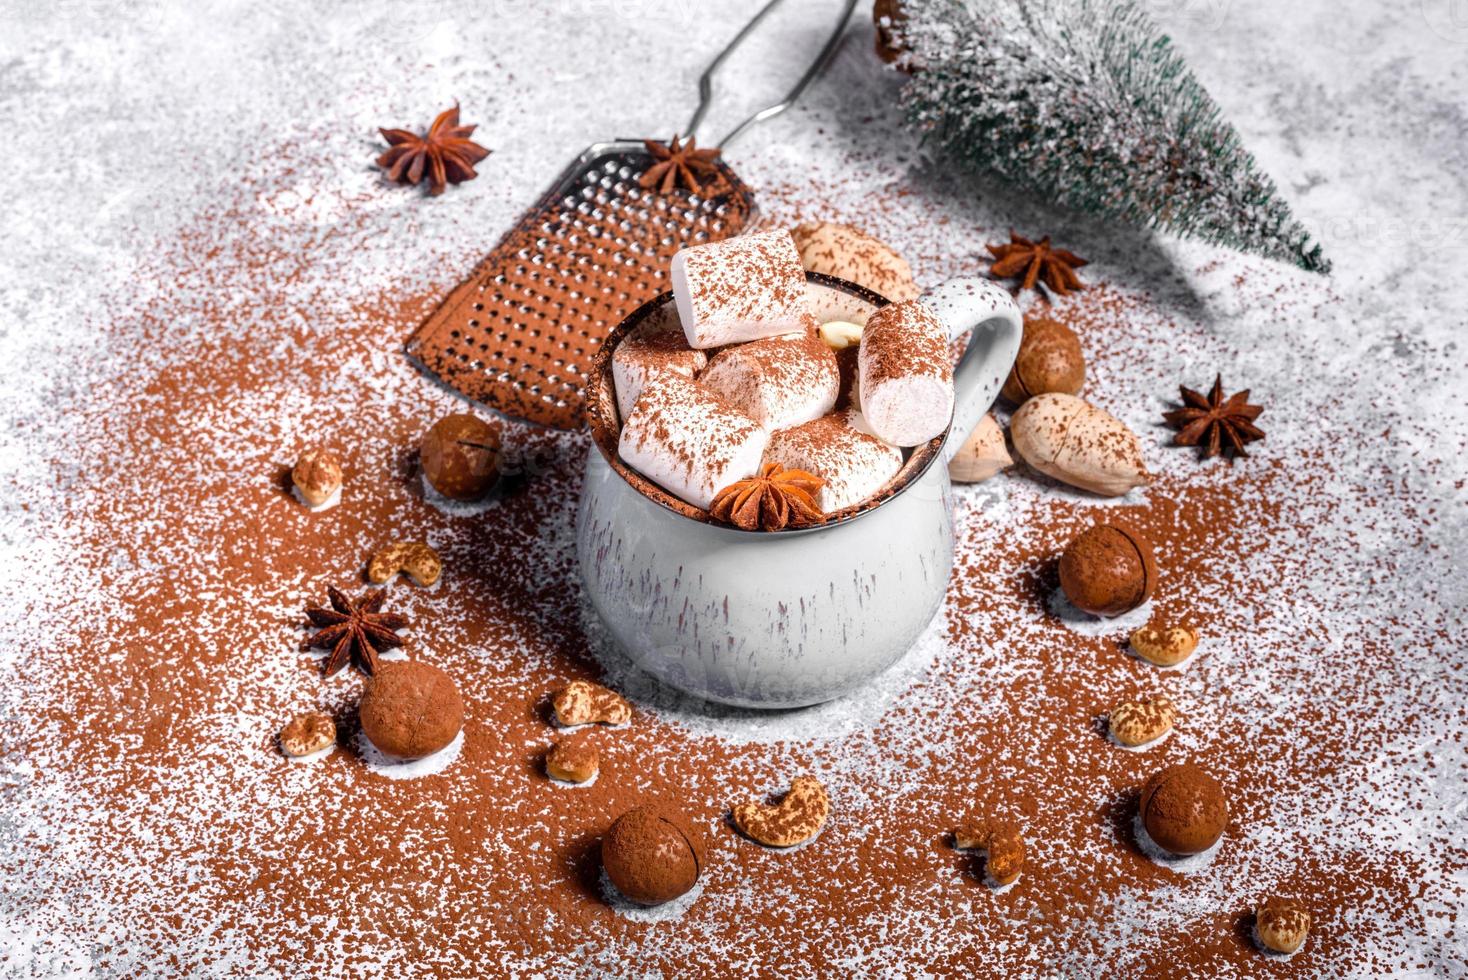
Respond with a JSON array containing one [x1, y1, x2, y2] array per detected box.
[[882, 0, 1329, 272]]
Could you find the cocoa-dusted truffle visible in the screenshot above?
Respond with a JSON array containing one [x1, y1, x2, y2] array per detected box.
[[1000, 317, 1085, 404], [420, 413, 500, 500], [359, 661, 464, 760], [1058, 523, 1157, 617], [1139, 763, 1228, 855], [602, 804, 702, 906]]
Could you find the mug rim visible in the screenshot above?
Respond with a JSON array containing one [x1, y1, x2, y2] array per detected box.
[[582, 271, 947, 536]]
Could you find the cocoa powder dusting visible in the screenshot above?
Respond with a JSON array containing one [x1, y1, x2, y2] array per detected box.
[[3, 14, 1465, 974]]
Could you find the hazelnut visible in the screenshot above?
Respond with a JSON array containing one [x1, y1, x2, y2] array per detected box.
[[1000, 317, 1085, 404], [292, 447, 343, 507], [420, 413, 500, 500], [1139, 763, 1228, 855], [546, 733, 599, 784], [1058, 523, 1157, 617], [1256, 896, 1311, 954], [359, 661, 464, 760], [602, 804, 703, 905], [279, 712, 336, 758]]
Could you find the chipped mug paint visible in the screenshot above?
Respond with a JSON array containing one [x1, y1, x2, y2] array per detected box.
[[577, 275, 1020, 708]]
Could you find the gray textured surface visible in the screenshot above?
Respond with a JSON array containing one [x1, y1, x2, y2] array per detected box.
[[1, 0, 1466, 975]]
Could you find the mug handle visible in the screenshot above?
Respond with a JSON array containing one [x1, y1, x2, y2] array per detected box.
[[921, 278, 1023, 462]]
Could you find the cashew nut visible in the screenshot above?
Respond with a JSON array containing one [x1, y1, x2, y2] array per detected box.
[[732, 775, 830, 847], [367, 541, 442, 587], [551, 680, 631, 727], [954, 820, 1026, 885], [279, 712, 336, 758], [1130, 624, 1199, 667], [546, 733, 599, 784], [1109, 695, 1176, 747]]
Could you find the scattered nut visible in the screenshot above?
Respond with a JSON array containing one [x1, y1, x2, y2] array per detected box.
[[732, 775, 829, 847], [817, 319, 864, 350], [546, 733, 599, 784], [1000, 316, 1086, 404], [360, 662, 464, 760], [949, 413, 1012, 483], [292, 447, 342, 508], [279, 712, 336, 758], [1059, 523, 1158, 617], [1256, 896, 1311, 954], [1139, 763, 1229, 855], [791, 221, 920, 302], [1130, 624, 1199, 667], [954, 820, 1026, 886], [1109, 695, 1176, 747], [367, 541, 442, 587], [873, 0, 911, 66], [421, 413, 501, 501], [602, 804, 703, 905], [552, 680, 631, 727], [1010, 392, 1149, 496]]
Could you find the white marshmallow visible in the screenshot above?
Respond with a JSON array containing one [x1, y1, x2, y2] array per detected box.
[[765, 411, 904, 513], [671, 230, 808, 349], [858, 300, 953, 446], [612, 323, 707, 420], [700, 327, 839, 431], [617, 374, 769, 510]]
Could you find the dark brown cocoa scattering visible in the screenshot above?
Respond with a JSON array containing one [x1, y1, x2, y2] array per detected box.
[[359, 661, 465, 760], [1139, 763, 1229, 855], [1001, 316, 1086, 403], [601, 805, 703, 906], [1058, 523, 1157, 617], [420, 413, 501, 500]]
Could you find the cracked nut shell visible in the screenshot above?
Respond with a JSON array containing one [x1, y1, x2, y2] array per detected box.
[[1058, 522, 1157, 617], [602, 804, 702, 905], [420, 413, 500, 501]]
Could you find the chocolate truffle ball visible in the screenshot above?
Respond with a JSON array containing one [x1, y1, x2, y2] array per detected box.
[[1139, 763, 1229, 855], [1000, 317, 1085, 404], [601, 804, 703, 906], [1058, 523, 1157, 617], [420, 413, 500, 500], [359, 661, 464, 760]]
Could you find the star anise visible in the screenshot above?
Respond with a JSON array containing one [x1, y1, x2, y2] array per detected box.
[[639, 135, 722, 196], [302, 586, 409, 677], [709, 463, 825, 531], [986, 232, 1088, 298], [1162, 374, 1265, 460], [377, 105, 491, 196]]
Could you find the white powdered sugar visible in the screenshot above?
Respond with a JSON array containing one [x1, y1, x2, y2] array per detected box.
[[0, 1, 1464, 976]]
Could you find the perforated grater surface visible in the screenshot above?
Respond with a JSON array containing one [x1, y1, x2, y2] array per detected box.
[[405, 0, 857, 430]]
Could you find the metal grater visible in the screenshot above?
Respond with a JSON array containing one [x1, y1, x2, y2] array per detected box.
[[405, 0, 858, 430]]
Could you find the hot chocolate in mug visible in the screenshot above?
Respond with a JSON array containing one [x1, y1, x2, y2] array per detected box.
[[578, 273, 1021, 708]]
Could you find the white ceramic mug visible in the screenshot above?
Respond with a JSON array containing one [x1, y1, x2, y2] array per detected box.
[[577, 273, 1021, 708]]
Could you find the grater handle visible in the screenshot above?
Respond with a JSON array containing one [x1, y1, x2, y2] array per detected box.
[[684, 0, 859, 148]]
